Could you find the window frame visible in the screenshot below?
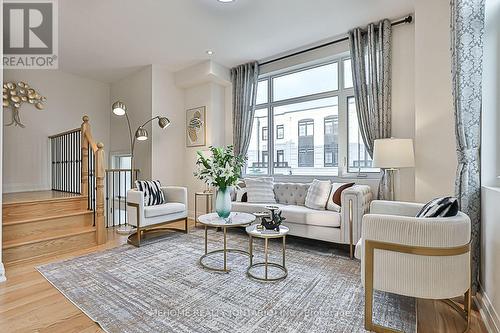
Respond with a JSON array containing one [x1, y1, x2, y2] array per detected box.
[[245, 54, 379, 179], [276, 124, 284, 140]]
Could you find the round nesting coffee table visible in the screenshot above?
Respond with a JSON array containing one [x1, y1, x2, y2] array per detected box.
[[198, 212, 256, 273], [246, 224, 289, 282]]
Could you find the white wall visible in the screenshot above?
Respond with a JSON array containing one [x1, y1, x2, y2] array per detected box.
[[2, 69, 110, 193], [414, 0, 457, 202], [1, 1, 5, 282], [110, 66, 152, 180], [151, 65, 185, 185], [480, 0, 500, 330]]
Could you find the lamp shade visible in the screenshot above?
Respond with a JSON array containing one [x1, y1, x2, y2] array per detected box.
[[135, 127, 148, 141], [373, 138, 415, 169], [112, 101, 127, 116], [158, 117, 170, 129]]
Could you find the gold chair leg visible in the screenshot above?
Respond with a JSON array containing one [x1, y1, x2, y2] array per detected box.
[[137, 226, 141, 247], [185, 218, 189, 234]]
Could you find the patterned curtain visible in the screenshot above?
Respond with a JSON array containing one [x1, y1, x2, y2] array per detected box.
[[451, 0, 485, 292], [348, 19, 392, 199], [231, 62, 259, 158]]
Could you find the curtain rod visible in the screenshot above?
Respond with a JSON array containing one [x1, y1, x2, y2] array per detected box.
[[259, 14, 413, 66]]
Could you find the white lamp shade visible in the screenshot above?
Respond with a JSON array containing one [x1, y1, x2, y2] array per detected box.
[[373, 138, 415, 169]]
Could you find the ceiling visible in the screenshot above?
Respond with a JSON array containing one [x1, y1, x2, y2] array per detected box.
[[59, 0, 414, 83]]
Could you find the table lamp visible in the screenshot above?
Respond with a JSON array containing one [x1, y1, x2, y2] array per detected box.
[[373, 138, 415, 200]]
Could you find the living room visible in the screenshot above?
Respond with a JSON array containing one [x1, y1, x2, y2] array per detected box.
[[0, 0, 499, 332]]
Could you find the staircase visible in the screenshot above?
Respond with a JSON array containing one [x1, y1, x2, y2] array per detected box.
[[2, 192, 96, 263], [2, 116, 107, 264]]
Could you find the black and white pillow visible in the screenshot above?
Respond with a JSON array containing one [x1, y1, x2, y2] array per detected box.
[[135, 180, 165, 206], [416, 196, 459, 218]]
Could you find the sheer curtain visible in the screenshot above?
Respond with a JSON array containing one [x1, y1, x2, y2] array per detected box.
[[230, 62, 259, 158], [451, 0, 485, 292], [348, 19, 392, 199]]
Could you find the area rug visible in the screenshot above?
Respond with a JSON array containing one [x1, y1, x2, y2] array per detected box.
[[37, 228, 416, 333]]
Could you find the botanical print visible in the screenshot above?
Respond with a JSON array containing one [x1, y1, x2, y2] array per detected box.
[[186, 106, 206, 147]]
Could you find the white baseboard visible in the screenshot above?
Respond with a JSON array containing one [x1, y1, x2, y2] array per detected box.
[[0, 263, 6, 283], [3, 183, 51, 193], [475, 288, 500, 333]]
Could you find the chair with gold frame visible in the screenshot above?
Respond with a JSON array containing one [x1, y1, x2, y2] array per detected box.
[[126, 186, 188, 246], [355, 200, 472, 333]]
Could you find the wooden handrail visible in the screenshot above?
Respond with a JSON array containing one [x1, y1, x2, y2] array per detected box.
[[80, 115, 106, 245], [48, 127, 80, 139]]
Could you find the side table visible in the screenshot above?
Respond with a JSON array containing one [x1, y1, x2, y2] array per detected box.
[[246, 224, 289, 282], [194, 192, 213, 227]]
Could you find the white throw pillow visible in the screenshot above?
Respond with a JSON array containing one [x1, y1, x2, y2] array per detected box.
[[235, 188, 248, 202], [244, 178, 276, 203], [305, 179, 331, 210], [326, 182, 355, 212]]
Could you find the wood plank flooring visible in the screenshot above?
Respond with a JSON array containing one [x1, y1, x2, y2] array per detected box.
[[0, 220, 487, 332]]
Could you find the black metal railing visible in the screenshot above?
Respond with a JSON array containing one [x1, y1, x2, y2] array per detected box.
[[49, 129, 81, 193], [251, 161, 289, 168], [88, 143, 96, 225], [105, 169, 140, 228]]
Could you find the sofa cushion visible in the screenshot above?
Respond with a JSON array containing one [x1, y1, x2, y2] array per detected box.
[[231, 202, 284, 214], [280, 205, 341, 228], [305, 179, 331, 210], [144, 202, 186, 218], [232, 202, 340, 228], [326, 182, 355, 212], [245, 178, 276, 203], [274, 183, 309, 206]]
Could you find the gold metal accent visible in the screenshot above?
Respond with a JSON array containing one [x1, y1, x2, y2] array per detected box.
[[247, 233, 288, 282], [364, 239, 471, 333], [199, 224, 250, 273], [194, 192, 213, 228], [3, 81, 46, 127], [126, 202, 188, 247]]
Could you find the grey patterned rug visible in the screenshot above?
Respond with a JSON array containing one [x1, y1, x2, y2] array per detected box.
[[37, 228, 416, 333]]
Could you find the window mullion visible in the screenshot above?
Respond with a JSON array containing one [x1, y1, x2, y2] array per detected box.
[[268, 78, 274, 175]]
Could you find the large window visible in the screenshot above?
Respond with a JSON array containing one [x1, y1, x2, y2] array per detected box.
[[245, 56, 377, 176]]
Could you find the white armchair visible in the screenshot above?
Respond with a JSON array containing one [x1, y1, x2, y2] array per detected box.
[[127, 186, 188, 246], [356, 200, 472, 332]]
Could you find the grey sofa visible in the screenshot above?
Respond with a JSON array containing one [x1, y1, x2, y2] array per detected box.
[[232, 182, 372, 258]]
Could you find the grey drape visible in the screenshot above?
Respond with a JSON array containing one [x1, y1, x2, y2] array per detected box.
[[349, 19, 392, 199], [231, 62, 259, 158], [451, 0, 485, 292]]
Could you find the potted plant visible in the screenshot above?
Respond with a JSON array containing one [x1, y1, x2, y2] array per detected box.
[[194, 145, 246, 218]]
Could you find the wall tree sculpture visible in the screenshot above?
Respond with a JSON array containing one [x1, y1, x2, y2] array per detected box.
[[2, 82, 46, 128]]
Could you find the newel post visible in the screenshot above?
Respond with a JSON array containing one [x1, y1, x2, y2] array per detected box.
[[81, 115, 89, 197], [95, 142, 107, 245]]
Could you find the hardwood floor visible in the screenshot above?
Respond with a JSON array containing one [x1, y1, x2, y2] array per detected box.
[[0, 220, 488, 332]]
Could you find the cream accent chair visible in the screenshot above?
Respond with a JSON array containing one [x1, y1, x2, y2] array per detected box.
[[127, 186, 188, 246], [355, 200, 472, 333]]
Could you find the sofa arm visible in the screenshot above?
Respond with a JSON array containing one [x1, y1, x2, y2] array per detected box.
[[162, 186, 188, 205], [127, 189, 144, 227], [370, 200, 424, 217], [341, 185, 372, 256]]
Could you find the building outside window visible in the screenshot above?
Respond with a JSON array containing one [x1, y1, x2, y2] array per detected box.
[[245, 55, 378, 177], [276, 124, 284, 139]]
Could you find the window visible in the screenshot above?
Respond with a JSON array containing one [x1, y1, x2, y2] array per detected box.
[[276, 125, 284, 139], [324, 116, 338, 167], [245, 56, 374, 177], [347, 97, 378, 173]]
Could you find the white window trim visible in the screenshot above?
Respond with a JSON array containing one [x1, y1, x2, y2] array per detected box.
[[244, 54, 380, 180]]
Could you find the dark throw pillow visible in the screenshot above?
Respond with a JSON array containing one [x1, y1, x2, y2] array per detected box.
[[135, 180, 165, 206], [333, 182, 355, 206], [416, 196, 459, 218]]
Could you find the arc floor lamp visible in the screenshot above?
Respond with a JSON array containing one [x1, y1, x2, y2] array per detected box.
[[111, 100, 171, 233]]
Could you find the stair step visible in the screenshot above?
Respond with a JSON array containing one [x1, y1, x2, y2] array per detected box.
[[3, 226, 96, 249], [3, 211, 94, 242], [2, 228, 97, 264], [3, 195, 89, 223]]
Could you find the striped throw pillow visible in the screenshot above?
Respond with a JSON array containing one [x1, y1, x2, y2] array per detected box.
[[305, 179, 331, 210], [416, 196, 459, 218], [244, 178, 276, 203], [135, 180, 165, 206]]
